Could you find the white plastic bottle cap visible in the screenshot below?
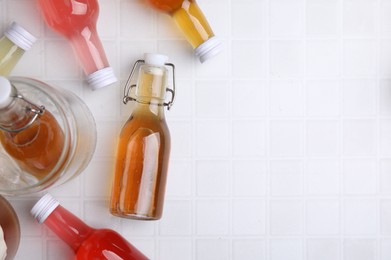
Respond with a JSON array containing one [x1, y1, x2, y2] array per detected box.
[[86, 67, 118, 90], [144, 53, 168, 67], [194, 36, 222, 63], [0, 76, 13, 109], [30, 193, 60, 224], [4, 22, 37, 51]]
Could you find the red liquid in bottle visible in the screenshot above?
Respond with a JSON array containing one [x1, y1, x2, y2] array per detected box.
[[31, 194, 148, 260]]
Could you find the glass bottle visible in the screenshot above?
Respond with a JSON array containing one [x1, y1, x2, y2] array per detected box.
[[31, 194, 148, 260], [145, 0, 222, 63], [0, 76, 96, 195], [110, 53, 174, 220], [37, 0, 117, 90], [0, 195, 20, 260], [0, 76, 65, 180], [0, 22, 36, 76]]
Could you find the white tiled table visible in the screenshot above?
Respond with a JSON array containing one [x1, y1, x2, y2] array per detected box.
[[2, 0, 391, 259]]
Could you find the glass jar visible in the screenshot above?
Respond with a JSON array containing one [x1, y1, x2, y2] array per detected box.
[[0, 77, 97, 195], [0, 195, 20, 260]]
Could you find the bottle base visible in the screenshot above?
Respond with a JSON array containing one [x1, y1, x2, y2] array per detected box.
[[110, 210, 160, 221]]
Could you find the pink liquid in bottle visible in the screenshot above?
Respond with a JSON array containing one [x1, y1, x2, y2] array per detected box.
[[38, 0, 117, 90]]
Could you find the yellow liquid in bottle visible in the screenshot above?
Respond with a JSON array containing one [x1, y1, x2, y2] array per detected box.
[[0, 37, 25, 76], [110, 67, 171, 220], [147, 0, 214, 48], [172, 1, 214, 48]]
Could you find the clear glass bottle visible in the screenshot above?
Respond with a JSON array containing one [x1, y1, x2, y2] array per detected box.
[[110, 53, 174, 220], [31, 194, 148, 260], [0, 22, 36, 76], [37, 0, 117, 90], [0, 76, 96, 195], [0, 77, 65, 180], [145, 0, 222, 63]]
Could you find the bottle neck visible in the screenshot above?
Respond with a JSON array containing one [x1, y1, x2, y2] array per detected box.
[[0, 92, 36, 133], [171, 0, 215, 48], [68, 24, 109, 75], [134, 65, 167, 118], [43, 205, 94, 253]]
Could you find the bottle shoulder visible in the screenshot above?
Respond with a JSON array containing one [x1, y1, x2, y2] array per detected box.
[[122, 112, 169, 133]]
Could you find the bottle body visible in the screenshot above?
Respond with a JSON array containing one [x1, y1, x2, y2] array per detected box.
[[147, 0, 213, 47], [0, 196, 20, 260], [110, 107, 171, 220], [146, 0, 221, 62], [0, 108, 66, 180], [0, 22, 36, 76], [0, 36, 25, 76], [0, 77, 96, 195], [38, 0, 117, 89], [31, 195, 148, 260], [110, 58, 171, 220]]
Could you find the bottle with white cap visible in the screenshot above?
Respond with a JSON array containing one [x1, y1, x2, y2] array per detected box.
[[110, 53, 175, 220], [31, 194, 148, 259], [0, 22, 36, 76], [144, 0, 222, 63], [37, 0, 117, 90]]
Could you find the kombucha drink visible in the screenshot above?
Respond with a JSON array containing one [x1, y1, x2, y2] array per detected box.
[[31, 194, 148, 260], [37, 0, 117, 90], [110, 54, 171, 220], [0, 22, 36, 76], [0, 196, 20, 260], [146, 0, 221, 62], [0, 38, 24, 76], [0, 77, 66, 180], [0, 111, 66, 180]]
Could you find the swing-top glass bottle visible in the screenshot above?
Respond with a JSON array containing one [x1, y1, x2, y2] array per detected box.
[[110, 53, 174, 220]]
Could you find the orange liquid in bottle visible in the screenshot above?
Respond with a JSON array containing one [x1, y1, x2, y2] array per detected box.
[[146, 0, 214, 48], [0, 110, 66, 180], [110, 109, 170, 219], [110, 67, 171, 220]]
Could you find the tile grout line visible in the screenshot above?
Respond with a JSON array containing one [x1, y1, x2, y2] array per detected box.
[[339, 0, 345, 258], [227, 0, 234, 259], [265, 0, 271, 258], [375, 0, 382, 258], [302, 0, 308, 258]]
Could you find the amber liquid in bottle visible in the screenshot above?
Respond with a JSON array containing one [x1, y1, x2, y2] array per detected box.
[[110, 66, 170, 220], [147, 0, 215, 48], [0, 109, 66, 180]]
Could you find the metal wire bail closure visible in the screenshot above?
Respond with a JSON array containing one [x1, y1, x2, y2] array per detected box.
[[0, 93, 45, 133], [123, 60, 176, 110]]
